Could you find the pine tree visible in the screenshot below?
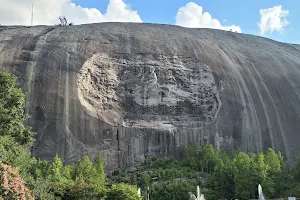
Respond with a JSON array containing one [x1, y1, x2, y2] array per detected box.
[[76, 156, 95, 184], [51, 154, 64, 182], [93, 154, 106, 186]]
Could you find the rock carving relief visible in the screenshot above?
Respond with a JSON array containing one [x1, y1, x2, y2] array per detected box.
[[77, 53, 222, 130]]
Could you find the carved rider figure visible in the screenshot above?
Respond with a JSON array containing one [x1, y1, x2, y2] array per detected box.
[[164, 69, 177, 91], [140, 66, 159, 102], [143, 66, 158, 89], [166, 69, 177, 85]]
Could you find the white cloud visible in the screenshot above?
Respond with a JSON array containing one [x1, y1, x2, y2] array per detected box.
[[258, 5, 289, 35], [175, 2, 242, 33], [0, 0, 142, 26]]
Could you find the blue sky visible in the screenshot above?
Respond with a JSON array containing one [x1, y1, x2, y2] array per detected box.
[[2, 0, 299, 44], [72, 0, 299, 44]]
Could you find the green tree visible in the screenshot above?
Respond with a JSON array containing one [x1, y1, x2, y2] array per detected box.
[[275, 164, 294, 198], [183, 144, 221, 173], [75, 156, 98, 184], [0, 136, 31, 168], [31, 178, 56, 200], [201, 145, 221, 174], [105, 183, 141, 200], [0, 70, 35, 145], [251, 153, 275, 197], [65, 177, 105, 200], [283, 183, 300, 197], [183, 144, 201, 170], [209, 157, 235, 199], [0, 135, 36, 186], [62, 166, 72, 181], [233, 152, 253, 199], [93, 154, 106, 186], [138, 173, 150, 190], [263, 149, 283, 197], [294, 156, 300, 182], [150, 182, 196, 200], [265, 148, 281, 173], [50, 154, 73, 186], [33, 160, 51, 179], [51, 154, 64, 182]]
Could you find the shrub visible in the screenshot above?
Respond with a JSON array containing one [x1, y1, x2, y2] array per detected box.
[[0, 161, 34, 200], [105, 183, 141, 200]]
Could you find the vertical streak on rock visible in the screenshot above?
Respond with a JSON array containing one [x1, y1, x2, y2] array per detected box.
[[237, 71, 262, 152], [219, 49, 262, 152], [117, 129, 120, 168], [63, 52, 71, 161], [248, 72, 275, 149], [249, 62, 289, 161], [26, 62, 35, 123], [282, 58, 300, 155], [54, 57, 63, 156], [25, 27, 55, 125], [25, 50, 37, 125], [215, 125, 220, 149]]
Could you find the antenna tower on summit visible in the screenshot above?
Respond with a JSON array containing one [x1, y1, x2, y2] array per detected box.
[[31, 3, 33, 26]]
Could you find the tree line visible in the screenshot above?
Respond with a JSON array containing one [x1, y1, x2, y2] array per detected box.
[[111, 144, 300, 200]]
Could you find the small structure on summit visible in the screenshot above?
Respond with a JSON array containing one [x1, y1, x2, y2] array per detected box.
[[59, 16, 68, 26]]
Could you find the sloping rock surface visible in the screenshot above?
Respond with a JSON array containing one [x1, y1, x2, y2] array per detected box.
[[0, 23, 300, 169]]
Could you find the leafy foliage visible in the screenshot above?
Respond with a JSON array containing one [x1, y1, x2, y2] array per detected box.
[[93, 154, 106, 186], [0, 71, 35, 145], [208, 157, 235, 199], [0, 161, 34, 200], [150, 182, 195, 200], [0, 136, 32, 174], [105, 183, 141, 200], [110, 144, 298, 200]]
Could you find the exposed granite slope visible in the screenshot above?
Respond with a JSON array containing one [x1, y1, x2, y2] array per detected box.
[[0, 23, 300, 169]]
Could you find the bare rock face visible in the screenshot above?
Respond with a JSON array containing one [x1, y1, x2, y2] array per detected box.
[[0, 23, 300, 169]]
